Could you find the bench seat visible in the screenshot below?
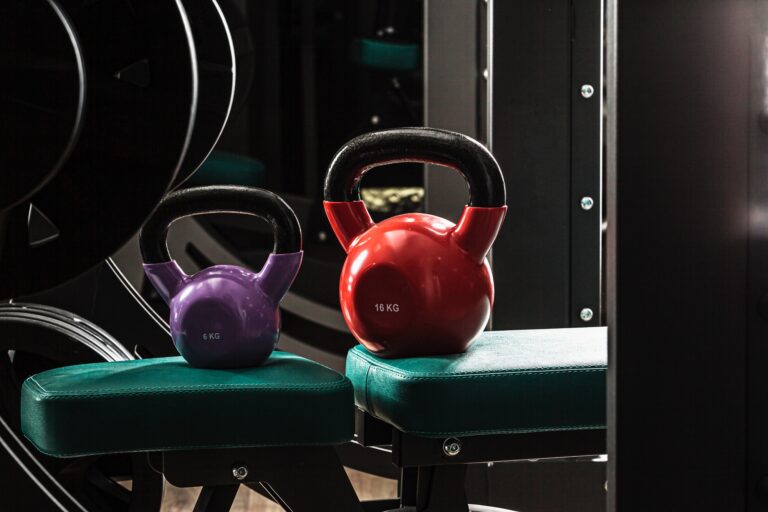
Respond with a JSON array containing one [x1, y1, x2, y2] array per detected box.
[[21, 352, 353, 457], [346, 328, 607, 438]]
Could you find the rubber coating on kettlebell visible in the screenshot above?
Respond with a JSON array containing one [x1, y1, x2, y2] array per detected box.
[[323, 128, 507, 359], [140, 186, 303, 369]]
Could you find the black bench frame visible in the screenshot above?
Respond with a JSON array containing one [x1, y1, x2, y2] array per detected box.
[[353, 409, 606, 512], [115, 408, 605, 512], [162, 445, 362, 512]]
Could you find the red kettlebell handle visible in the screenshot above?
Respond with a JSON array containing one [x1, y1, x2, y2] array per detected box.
[[323, 128, 507, 262], [324, 128, 506, 206]]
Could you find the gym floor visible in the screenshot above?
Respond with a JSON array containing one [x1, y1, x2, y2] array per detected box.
[[161, 469, 396, 511]]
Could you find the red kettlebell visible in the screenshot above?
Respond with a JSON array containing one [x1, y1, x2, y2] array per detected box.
[[323, 128, 507, 358]]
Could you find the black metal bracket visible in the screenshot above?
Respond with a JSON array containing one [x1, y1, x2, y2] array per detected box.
[[163, 445, 363, 512], [392, 427, 605, 468], [193, 485, 239, 512], [355, 409, 605, 469], [353, 409, 605, 511]]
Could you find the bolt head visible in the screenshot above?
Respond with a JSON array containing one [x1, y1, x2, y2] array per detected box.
[[580, 308, 594, 322], [443, 438, 462, 457], [580, 196, 594, 211], [581, 84, 595, 98], [232, 465, 249, 481]]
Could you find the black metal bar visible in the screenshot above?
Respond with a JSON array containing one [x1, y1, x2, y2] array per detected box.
[[608, 0, 751, 509], [490, 0, 573, 329], [393, 429, 605, 468], [193, 485, 239, 512], [400, 466, 418, 506], [747, 2, 768, 510], [356, 407, 395, 447], [416, 465, 468, 512], [164, 446, 363, 512], [569, 0, 602, 326], [361, 499, 402, 511], [336, 442, 399, 480], [257, 448, 363, 512]]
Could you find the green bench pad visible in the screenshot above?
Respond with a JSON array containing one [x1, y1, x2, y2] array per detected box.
[[21, 353, 354, 458], [346, 328, 607, 438]]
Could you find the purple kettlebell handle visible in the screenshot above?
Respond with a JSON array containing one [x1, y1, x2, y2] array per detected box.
[[143, 251, 303, 306], [139, 185, 302, 265], [257, 252, 304, 303]]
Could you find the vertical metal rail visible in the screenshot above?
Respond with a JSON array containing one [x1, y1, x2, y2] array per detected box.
[[484, 0, 494, 329], [423, 0, 479, 223], [604, 0, 618, 509], [747, 1, 768, 509], [608, 1, 751, 509], [569, 0, 603, 327], [489, 0, 572, 329]]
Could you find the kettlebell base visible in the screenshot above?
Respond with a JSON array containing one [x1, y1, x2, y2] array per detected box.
[[354, 327, 483, 359], [360, 341, 474, 359], [174, 333, 277, 370], [177, 351, 273, 370]]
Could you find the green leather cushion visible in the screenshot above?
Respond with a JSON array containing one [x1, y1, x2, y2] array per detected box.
[[21, 353, 353, 458], [346, 328, 606, 438]]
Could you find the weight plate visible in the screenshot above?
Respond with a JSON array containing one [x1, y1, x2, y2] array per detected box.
[[0, 0, 85, 212], [0, 304, 163, 511], [173, 0, 236, 187], [0, 0, 198, 299]]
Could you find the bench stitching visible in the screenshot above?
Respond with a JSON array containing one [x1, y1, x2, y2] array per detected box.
[[26, 375, 351, 399], [348, 350, 605, 379], [30, 438, 354, 458]]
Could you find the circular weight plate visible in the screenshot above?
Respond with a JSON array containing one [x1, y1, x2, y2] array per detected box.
[[0, 0, 85, 212], [0, 0, 198, 299], [173, 0, 236, 187], [0, 306, 163, 511]]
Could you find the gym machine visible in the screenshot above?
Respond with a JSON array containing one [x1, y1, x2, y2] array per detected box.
[[6, 0, 768, 510], [605, 0, 768, 510], [1, 0, 609, 511], [424, 0, 606, 507]]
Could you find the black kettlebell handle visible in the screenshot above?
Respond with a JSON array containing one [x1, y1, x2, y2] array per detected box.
[[323, 128, 506, 207], [140, 185, 302, 264]]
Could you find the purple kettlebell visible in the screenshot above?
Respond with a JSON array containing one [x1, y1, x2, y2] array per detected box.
[[140, 186, 303, 369]]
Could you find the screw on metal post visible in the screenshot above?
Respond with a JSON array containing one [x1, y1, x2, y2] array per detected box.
[[580, 196, 594, 210], [443, 438, 462, 457], [232, 465, 249, 481], [580, 84, 595, 98], [580, 308, 594, 322]]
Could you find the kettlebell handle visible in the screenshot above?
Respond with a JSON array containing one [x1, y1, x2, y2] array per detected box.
[[140, 185, 302, 264], [323, 128, 506, 207]]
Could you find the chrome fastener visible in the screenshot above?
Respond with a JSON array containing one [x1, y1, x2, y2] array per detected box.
[[443, 438, 462, 457], [581, 84, 595, 98], [232, 465, 249, 481]]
